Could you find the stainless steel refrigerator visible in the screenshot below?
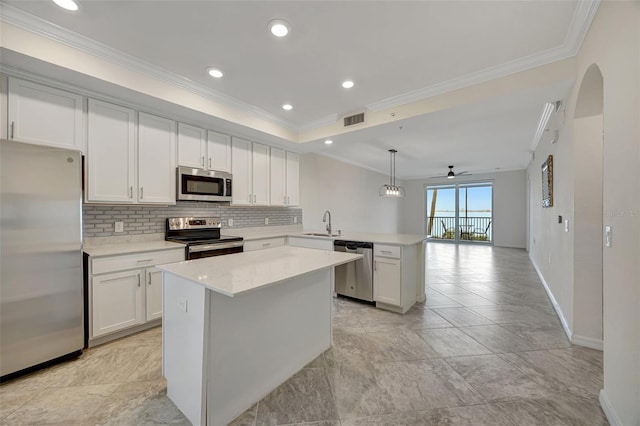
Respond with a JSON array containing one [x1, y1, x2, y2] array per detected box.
[[1, 140, 83, 380]]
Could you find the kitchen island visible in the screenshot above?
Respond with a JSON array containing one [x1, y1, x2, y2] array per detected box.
[[157, 246, 361, 426]]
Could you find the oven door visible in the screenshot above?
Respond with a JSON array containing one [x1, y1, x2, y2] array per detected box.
[[177, 167, 232, 202], [187, 241, 244, 260]]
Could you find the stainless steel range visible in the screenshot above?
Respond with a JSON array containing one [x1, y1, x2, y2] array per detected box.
[[165, 217, 243, 260]]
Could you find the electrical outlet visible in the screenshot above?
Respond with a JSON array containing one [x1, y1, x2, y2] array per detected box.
[[265, 217, 269, 225], [294, 217, 298, 224], [114, 222, 124, 233], [228, 218, 233, 227]]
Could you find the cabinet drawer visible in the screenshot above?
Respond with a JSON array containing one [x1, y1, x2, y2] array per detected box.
[[244, 237, 286, 252], [374, 244, 401, 258], [92, 249, 184, 275]]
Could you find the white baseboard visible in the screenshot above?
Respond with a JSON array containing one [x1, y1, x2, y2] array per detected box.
[[572, 334, 604, 351], [530, 258, 573, 341], [599, 389, 622, 426]]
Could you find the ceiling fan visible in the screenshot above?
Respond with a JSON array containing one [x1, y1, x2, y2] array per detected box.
[[430, 165, 472, 179]]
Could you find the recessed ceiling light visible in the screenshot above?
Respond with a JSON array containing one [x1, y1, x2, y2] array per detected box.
[[282, 104, 293, 111], [269, 19, 290, 37], [342, 80, 354, 89], [206, 67, 224, 78], [52, 0, 78, 11], [324, 140, 333, 145]]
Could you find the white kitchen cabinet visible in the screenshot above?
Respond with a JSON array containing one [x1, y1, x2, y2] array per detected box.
[[231, 137, 252, 205], [146, 267, 164, 321], [92, 269, 144, 338], [86, 99, 136, 203], [270, 147, 286, 206], [177, 123, 207, 169], [285, 152, 300, 206], [372, 243, 418, 313], [177, 124, 231, 172], [374, 256, 401, 307], [207, 130, 231, 172], [138, 112, 176, 204], [252, 142, 270, 205], [244, 237, 287, 252], [271, 149, 299, 207], [7, 77, 84, 151], [86, 247, 184, 345], [231, 138, 270, 206]]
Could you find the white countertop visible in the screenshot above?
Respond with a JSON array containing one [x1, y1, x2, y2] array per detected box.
[[157, 246, 361, 297], [294, 231, 428, 246], [83, 240, 185, 257]]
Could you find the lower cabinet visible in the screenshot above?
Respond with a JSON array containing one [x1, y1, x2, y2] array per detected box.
[[374, 256, 401, 306], [373, 243, 417, 313], [87, 248, 184, 343], [92, 269, 144, 337]]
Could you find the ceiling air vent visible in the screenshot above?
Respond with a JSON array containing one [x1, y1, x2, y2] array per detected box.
[[343, 112, 365, 127]]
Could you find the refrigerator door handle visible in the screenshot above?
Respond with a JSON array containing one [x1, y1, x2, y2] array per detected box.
[[140, 187, 144, 199], [137, 273, 141, 287], [129, 186, 133, 199]]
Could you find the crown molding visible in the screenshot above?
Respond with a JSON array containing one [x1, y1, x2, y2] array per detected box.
[[0, 3, 299, 132], [366, 0, 600, 113], [297, 113, 339, 132]]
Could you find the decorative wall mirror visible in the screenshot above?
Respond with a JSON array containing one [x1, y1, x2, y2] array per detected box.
[[542, 155, 553, 207]]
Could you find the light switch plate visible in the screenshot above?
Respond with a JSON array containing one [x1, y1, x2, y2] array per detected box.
[[114, 221, 124, 233], [564, 219, 569, 233], [265, 217, 269, 225], [228, 218, 233, 227], [178, 297, 188, 313], [294, 217, 298, 224]]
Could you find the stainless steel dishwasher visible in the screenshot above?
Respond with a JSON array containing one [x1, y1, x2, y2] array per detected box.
[[334, 240, 374, 302]]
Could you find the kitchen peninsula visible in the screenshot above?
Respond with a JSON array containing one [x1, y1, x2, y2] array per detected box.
[[157, 246, 361, 426]]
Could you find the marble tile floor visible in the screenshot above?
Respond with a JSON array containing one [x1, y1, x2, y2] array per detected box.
[[0, 244, 607, 425]]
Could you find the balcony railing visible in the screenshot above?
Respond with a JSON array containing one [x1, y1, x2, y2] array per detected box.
[[426, 216, 492, 242]]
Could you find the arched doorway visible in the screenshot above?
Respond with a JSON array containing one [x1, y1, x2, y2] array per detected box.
[[572, 64, 604, 349]]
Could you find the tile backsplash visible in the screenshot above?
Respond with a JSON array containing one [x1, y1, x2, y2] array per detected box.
[[83, 202, 303, 238]]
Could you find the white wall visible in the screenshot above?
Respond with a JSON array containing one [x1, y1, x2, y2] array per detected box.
[[573, 114, 603, 344], [399, 170, 527, 249], [528, 2, 640, 424], [300, 153, 400, 233]]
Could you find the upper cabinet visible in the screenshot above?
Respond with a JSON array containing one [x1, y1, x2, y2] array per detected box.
[[137, 112, 176, 204], [270, 148, 299, 207], [270, 148, 286, 206], [86, 99, 136, 203], [207, 131, 231, 172], [285, 152, 300, 206], [177, 123, 206, 169], [86, 100, 175, 204], [231, 138, 270, 206], [7, 77, 84, 152], [177, 124, 231, 172]]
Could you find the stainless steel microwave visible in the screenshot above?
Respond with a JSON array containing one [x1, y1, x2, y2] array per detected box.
[[177, 167, 232, 202]]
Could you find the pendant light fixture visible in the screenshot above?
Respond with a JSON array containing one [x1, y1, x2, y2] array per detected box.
[[379, 149, 405, 197]]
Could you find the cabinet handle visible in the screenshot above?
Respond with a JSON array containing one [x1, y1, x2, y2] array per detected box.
[[129, 186, 133, 199], [140, 187, 144, 199], [137, 273, 141, 287], [287, 196, 290, 204], [201, 156, 205, 167], [381, 250, 392, 254], [136, 259, 153, 263], [262, 243, 271, 247], [148, 274, 152, 286], [374, 261, 377, 272], [209, 157, 212, 168], [253, 194, 256, 203], [10, 121, 14, 139], [284, 195, 287, 205]]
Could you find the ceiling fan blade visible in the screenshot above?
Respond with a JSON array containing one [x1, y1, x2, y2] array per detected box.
[[457, 171, 471, 175], [429, 175, 448, 179]]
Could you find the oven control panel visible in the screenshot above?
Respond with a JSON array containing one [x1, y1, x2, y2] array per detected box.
[[167, 217, 222, 230]]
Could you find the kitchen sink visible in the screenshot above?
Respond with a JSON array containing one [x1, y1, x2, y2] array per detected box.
[[303, 233, 341, 237]]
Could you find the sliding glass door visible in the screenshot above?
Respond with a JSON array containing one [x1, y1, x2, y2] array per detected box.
[[426, 182, 493, 244]]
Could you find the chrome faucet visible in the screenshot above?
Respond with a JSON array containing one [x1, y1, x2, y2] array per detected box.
[[322, 210, 332, 236]]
